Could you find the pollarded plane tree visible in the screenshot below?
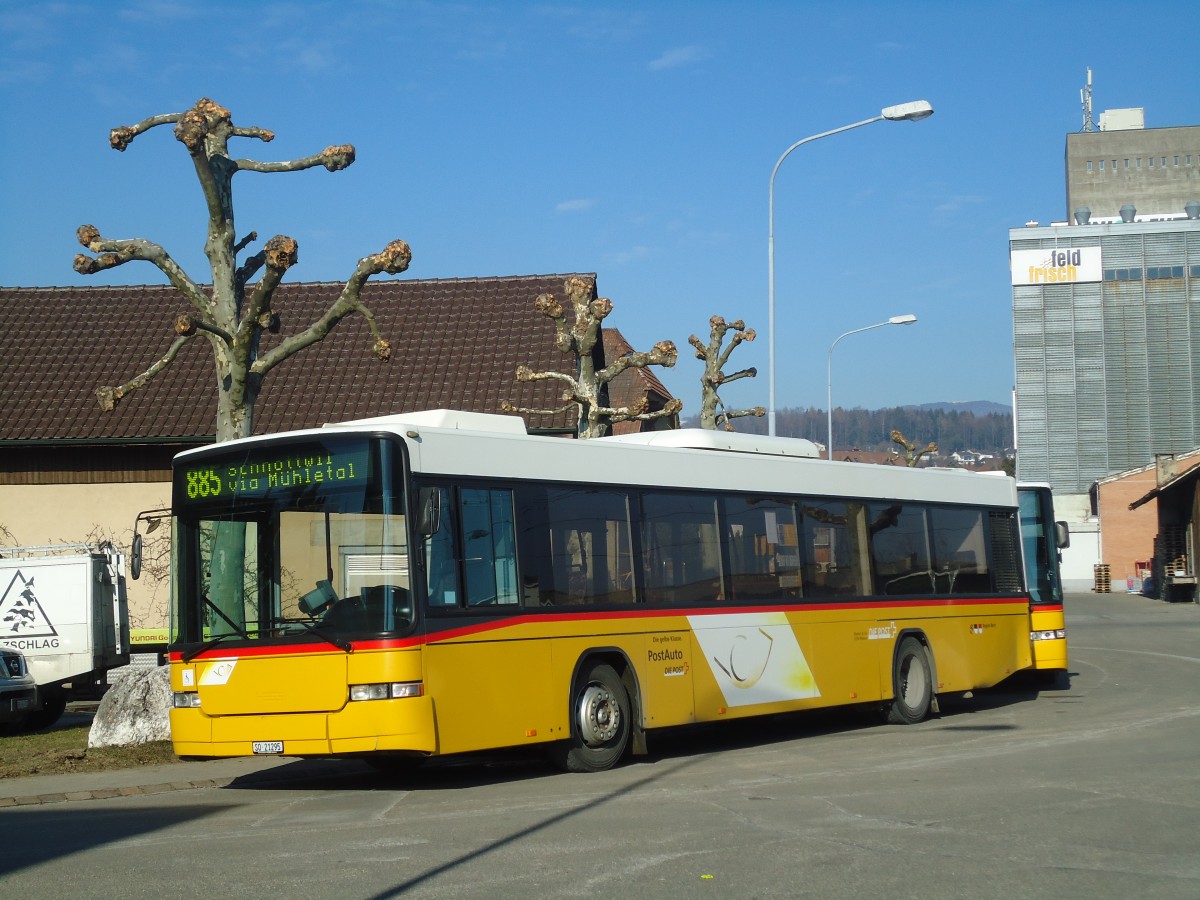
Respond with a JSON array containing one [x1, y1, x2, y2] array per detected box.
[[74, 99, 411, 632], [74, 98, 411, 444], [890, 429, 938, 467], [502, 276, 682, 438], [688, 315, 765, 431]]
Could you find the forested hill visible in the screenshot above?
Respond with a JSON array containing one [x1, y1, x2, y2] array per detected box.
[[684, 403, 1014, 454]]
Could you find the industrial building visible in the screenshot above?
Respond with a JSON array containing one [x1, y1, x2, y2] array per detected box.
[[1011, 97, 1200, 591]]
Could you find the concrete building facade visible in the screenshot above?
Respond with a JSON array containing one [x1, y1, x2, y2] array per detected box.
[[1013, 110, 1200, 590], [1066, 122, 1200, 222]]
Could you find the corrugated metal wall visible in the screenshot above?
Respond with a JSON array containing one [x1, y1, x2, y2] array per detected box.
[[1013, 226, 1200, 494]]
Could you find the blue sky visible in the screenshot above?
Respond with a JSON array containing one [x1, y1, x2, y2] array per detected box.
[[3, 0, 1199, 416]]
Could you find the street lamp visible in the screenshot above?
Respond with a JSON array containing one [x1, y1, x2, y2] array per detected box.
[[767, 100, 933, 436], [826, 314, 917, 460]]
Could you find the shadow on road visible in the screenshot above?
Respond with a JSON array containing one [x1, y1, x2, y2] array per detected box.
[[224, 677, 1059, 795], [0, 803, 234, 876]]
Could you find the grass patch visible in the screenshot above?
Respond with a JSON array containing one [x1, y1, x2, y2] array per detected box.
[[0, 723, 179, 780]]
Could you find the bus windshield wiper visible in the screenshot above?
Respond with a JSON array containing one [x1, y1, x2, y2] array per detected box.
[[299, 622, 353, 653], [182, 597, 256, 662], [182, 631, 240, 663]]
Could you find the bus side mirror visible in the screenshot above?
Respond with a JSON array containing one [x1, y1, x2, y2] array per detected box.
[[418, 487, 442, 536], [131, 507, 169, 581], [130, 532, 143, 581], [1054, 521, 1070, 550]]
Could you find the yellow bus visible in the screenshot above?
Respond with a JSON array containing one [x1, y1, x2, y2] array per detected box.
[[1018, 483, 1069, 677], [169, 410, 1034, 771]]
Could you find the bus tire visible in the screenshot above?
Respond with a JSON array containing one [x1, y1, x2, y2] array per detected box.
[[887, 637, 933, 725], [552, 663, 630, 773]]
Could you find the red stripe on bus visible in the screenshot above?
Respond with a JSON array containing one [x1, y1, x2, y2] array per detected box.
[[169, 594, 1028, 661]]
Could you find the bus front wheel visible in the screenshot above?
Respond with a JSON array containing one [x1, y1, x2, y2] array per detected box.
[[552, 663, 630, 773], [887, 637, 933, 725]]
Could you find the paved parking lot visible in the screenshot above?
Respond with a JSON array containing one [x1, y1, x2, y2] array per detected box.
[[2, 591, 1197, 899]]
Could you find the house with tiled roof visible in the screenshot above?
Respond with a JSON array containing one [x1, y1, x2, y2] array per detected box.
[[0, 273, 677, 641]]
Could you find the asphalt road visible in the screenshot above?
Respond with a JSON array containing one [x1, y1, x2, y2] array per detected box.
[[1, 592, 1197, 899]]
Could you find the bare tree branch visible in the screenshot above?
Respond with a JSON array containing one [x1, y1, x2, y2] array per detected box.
[[690, 315, 762, 430], [175, 313, 233, 344], [509, 278, 679, 438], [109, 114, 183, 151], [74, 225, 208, 313], [231, 125, 275, 142], [95, 333, 195, 410], [500, 400, 576, 417], [609, 397, 684, 425], [236, 144, 356, 174], [514, 365, 577, 389], [891, 429, 938, 467], [598, 340, 678, 384], [234, 234, 297, 365], [252, 240, 410, 376], [84, 99, 408, 444], [233, 230, 258, 256]]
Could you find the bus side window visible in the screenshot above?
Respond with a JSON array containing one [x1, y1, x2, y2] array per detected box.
[[868, 503, 932, 595], [723, 495, 803, 601], [928, 507, 990, 594], [424, 486, 460, 607], [460, 488, 519, 606], [642, 492, 724, 603], [515, 485, 635, 606], [801, 500, 869, 598]]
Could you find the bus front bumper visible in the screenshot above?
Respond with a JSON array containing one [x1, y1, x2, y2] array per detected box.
[[170, 695, 437, 758]]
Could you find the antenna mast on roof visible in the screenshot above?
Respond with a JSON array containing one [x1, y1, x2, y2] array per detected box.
[[1080, 67, 1095, 132]]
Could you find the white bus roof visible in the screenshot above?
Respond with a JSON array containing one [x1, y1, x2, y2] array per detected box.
[[176, 410, 1016, 509], [597, 429, 820, 458]]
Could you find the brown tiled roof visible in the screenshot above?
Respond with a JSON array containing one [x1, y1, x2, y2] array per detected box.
[[0, 274, 656, 443]]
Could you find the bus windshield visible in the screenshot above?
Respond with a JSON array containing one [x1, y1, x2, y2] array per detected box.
[[170, 435, 411, 650], [1019, 484, 1064, 605]]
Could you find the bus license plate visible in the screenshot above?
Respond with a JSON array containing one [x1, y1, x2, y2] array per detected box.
[[252, 741, 284, 755]]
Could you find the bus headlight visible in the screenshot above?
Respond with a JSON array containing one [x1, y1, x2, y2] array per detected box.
[[1031, 629, 1067, 641], [172, 691, 202, 708], [349, 681, 423, 701]]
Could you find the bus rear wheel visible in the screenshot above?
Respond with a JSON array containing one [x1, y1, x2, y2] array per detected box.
[[552, 663, 630, 773], [887, 637, 933, 725]]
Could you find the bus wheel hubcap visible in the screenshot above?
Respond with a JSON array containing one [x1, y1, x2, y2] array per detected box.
[[579, 684, 619, 746]]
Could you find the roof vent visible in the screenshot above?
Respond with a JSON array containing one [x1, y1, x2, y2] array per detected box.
[[1120, 204, 1136, 223], [1074, 207, 1091, 225], [1186, 200, 1200, 220]]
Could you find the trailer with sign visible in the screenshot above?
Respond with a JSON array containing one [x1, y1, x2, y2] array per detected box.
[[0, 543, 131, 729]]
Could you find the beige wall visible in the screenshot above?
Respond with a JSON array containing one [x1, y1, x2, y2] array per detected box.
[[0, 482, 172, 643]]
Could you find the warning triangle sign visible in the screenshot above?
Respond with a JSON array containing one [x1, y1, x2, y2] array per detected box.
[[0, 570, 59, 638]]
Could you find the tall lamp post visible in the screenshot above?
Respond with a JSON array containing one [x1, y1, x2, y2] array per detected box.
[[826, 314, 917, 460], [767, 100, 933, 437]]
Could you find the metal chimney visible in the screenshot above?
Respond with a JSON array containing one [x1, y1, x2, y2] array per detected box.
[[1074, 207, 1091, 225], [1186, 200, 1200, 220], [1119, 204, 1136, 223]]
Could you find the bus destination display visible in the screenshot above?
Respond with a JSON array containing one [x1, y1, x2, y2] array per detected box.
[[179, 444, 370, 505]]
